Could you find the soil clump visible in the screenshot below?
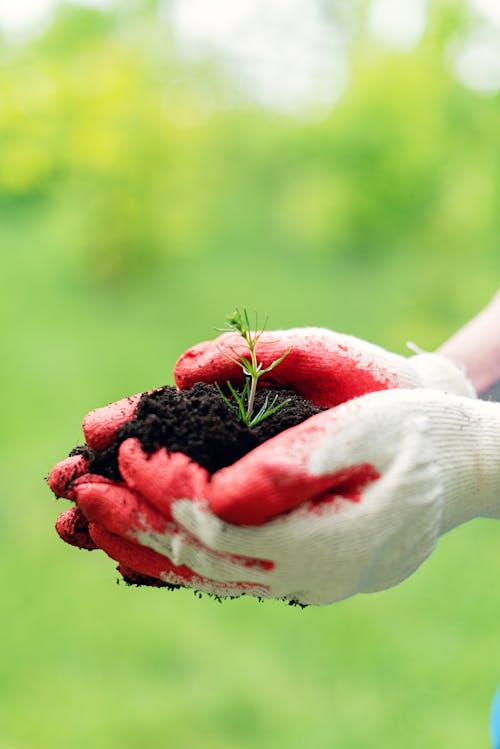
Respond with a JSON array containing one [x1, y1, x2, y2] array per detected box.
[[71, 382, 324, 480]]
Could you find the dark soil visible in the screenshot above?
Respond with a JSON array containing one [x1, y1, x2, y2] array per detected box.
[[117, 564, 175, 589], [70, 382, 324, 481]]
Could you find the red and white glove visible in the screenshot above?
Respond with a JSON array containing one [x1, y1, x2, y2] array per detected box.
[[169, 389, 500, 603], [174, 327, 476, 405], [50, 388, 500, 604], [49, 328, 488, 604]]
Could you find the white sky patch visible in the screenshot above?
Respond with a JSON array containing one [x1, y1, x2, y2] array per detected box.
[[0, 0, 55, 32], [169, 0, 348, 115], [0, 0, 114, 33], [72, 0, 115, 6], [367, 0, 427, 51], [468, 0, 500, 28], [4, 0, 500, 111], [452, 28, 500, 95]]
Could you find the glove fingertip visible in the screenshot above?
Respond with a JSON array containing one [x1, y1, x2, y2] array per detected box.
[[48, 455, 88, 499], [174, 336, 243, 390], [173, 340, 213, 389], [83, 394, 141, 449], [55, 506, 98, 550]]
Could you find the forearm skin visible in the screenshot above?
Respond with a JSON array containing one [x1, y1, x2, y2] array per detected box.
[[437, 290, 500, 395]]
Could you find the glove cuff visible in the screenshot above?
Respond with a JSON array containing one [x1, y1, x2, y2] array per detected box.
[[424, 396, 500, 532], [409, 351, 477, 398]]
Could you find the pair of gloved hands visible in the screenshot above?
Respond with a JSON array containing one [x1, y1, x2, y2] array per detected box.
[[48, 327, 500, 605]]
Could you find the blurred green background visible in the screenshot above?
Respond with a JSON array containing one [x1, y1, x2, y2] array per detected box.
[[1, 0, 499, 747]]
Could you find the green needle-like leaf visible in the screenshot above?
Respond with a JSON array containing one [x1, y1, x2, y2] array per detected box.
[[214, 308, 291, 428], [227, 379, 249, 423], [215, 382, 239, 414], [261, 348, 291, 375], [249, 397, 291, 428]]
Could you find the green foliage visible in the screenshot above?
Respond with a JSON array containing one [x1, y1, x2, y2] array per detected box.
[[215, 308, 290, 427], [0, 0, 499, 290]]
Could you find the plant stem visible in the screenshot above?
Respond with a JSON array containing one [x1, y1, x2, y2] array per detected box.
[[246, 339, 259, 419], [247, 368, 257, 420], [215, 308, 290, 428]]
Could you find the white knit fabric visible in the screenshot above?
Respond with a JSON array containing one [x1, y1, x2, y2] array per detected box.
[[162, 389, 500, 605]]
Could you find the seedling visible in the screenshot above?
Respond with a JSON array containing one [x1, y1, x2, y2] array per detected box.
[[214, 308, 290, 428]]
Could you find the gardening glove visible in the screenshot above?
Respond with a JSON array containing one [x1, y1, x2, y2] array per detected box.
[[171, 389, 500, 604], [48, 326, 474, 592], [174, 327, 476, 405], [49, 388, 500, 605]]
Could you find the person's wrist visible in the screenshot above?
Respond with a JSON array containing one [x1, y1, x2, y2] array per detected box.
[[437, 289, 500, 394]]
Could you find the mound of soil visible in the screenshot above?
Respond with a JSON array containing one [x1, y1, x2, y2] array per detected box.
[[71, 382, 324, 481]]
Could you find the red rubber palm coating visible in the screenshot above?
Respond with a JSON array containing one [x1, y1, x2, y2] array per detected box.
[[82, 394, 141, 450], [48, 455, 89, 499], [209, 409, 379, 525]]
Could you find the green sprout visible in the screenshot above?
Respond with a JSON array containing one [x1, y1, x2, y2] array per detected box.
[[214, 308, 290, 428]]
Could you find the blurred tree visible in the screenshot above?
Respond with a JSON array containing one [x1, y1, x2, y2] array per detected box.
[[0, 0, 498, 288]]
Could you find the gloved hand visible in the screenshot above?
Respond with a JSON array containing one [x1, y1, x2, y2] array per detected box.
[[50, 388, 500, 604], [174, 327, 476, 405], [47, 327, 477, 600]]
